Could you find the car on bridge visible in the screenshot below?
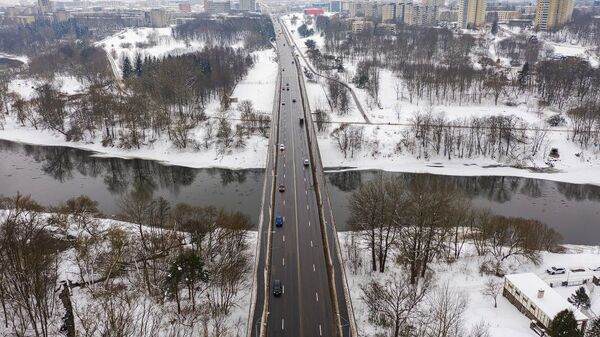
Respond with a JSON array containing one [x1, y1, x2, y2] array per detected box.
[[278, 184, 285, 192], [273, 279, 282, 296], [304, 159, 309, 167], [275, 215, 284, 227], [279, 144, 285, 151]]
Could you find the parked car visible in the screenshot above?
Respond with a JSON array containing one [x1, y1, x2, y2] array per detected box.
[[303, 159, 309, 167], [275, 215, 283, 227], [546, 267, 566, 275], [273, 279, 282, 296], [299, 117, 304, 125], [570, 268, 586, 273], [590, 267, 600, 272], [278, 184, 285, 192], [292, 99, 296, 103], [279, 144, 285, 151]]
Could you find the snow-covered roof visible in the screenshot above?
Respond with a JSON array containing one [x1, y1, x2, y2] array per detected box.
[[505, 273, 588, 322]]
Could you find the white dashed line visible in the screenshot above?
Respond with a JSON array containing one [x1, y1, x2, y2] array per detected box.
[[282, 319, 285, 330], [283, 235, 285, 242], [315, 292, 319, 302], [282, 258, 285, 266], [319, 325, 322, 336], [313, 264, 316, 272], [310, 240, 313, 247]]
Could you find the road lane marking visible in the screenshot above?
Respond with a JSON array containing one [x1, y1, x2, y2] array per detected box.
[[283, 235, 285, 242], [319, 325, 322, 336], [282, 258, 285, 266], [306, 205, 309, 210], [315, 292, 319, 302], [282, 319, 285, 330], [310, 240, 313, 247], [313, 264, 315, 272], [308, 221, 311, 227], [305, 190, 307, 195]]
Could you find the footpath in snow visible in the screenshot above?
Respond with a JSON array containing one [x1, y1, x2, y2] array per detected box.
[[1, 36, 278, 169], [281, 13, 600, 186]]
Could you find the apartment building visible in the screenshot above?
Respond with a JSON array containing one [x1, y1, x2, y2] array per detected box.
[[534, 0, 574, 30], [351, 19, 374, 33], [205, 0, 231, 14], [380, 3, 396, 22], [487, 10, 519, 23], [240, 0, 255, 11], [458, 0, 486, 29]]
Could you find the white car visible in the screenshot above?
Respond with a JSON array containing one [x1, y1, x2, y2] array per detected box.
[[279, 144, 285, 151], [546, 267, 566, 275], [303, 159, 309, 166]]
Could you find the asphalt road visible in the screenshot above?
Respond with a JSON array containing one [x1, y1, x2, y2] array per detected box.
[[267, 20, 338, 337]]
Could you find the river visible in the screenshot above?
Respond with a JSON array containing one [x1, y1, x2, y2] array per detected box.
[[1, 140, 599, 244]]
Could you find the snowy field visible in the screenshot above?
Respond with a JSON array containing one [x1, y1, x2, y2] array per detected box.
[[1, 32, 278, 169], [281, 13, 600, 186], [340, 232, 600, 337]]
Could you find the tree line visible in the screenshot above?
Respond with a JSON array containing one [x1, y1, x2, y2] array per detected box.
[[347, 174, 566, 337], [3, 46, 270, 152], [173, 15, 275, 51]]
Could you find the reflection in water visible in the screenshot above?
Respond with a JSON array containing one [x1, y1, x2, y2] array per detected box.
[[326, 170, 600, 245], [0, 140, 263, 225], [2, 140, 600, 244]]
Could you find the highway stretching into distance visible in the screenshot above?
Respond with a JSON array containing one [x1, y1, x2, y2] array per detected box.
[[248, 14, 355, 337]]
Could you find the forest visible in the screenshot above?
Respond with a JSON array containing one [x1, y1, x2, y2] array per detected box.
[[0, 15, 275, 152], [307, 14, 600, 157], [0, 193, 253, 337]]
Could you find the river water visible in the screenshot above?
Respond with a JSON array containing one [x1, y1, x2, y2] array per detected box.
[[1, 140, 599, 244]]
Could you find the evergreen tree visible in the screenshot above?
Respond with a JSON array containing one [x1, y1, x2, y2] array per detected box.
[[165, 251, 208, 314], [121, 55, 132, 79], [517, 62, 529, 86], [548, 309, 583, 337], [587, 318, 600, 337], [491, 16, 499, 35], [569, 287, 591, 309], [134, 53, 143, 77]]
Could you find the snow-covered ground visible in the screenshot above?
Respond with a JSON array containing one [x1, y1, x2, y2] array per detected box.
[[96, 26, 207, 76], [1, 35, 277, 169], [340, 232, 600, 337], [282, 13, 600, 186]]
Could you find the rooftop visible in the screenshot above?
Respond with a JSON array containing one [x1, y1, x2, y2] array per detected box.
[[505, 273, 588, 322]]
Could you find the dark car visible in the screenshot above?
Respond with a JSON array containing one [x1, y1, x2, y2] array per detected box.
[[278, 184, 285, 192], [286, 88, 290, 91], [275, 215, 284, 227], [292, 99, 296, 103], [299, 117, 304, 125], [273, 279, 282, 296]]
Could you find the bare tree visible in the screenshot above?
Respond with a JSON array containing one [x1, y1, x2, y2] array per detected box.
[[360, 271, 430, 337], [481, 277, 503, 308]]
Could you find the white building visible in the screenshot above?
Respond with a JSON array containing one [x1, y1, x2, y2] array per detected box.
[[503, 273, 589, 332]]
